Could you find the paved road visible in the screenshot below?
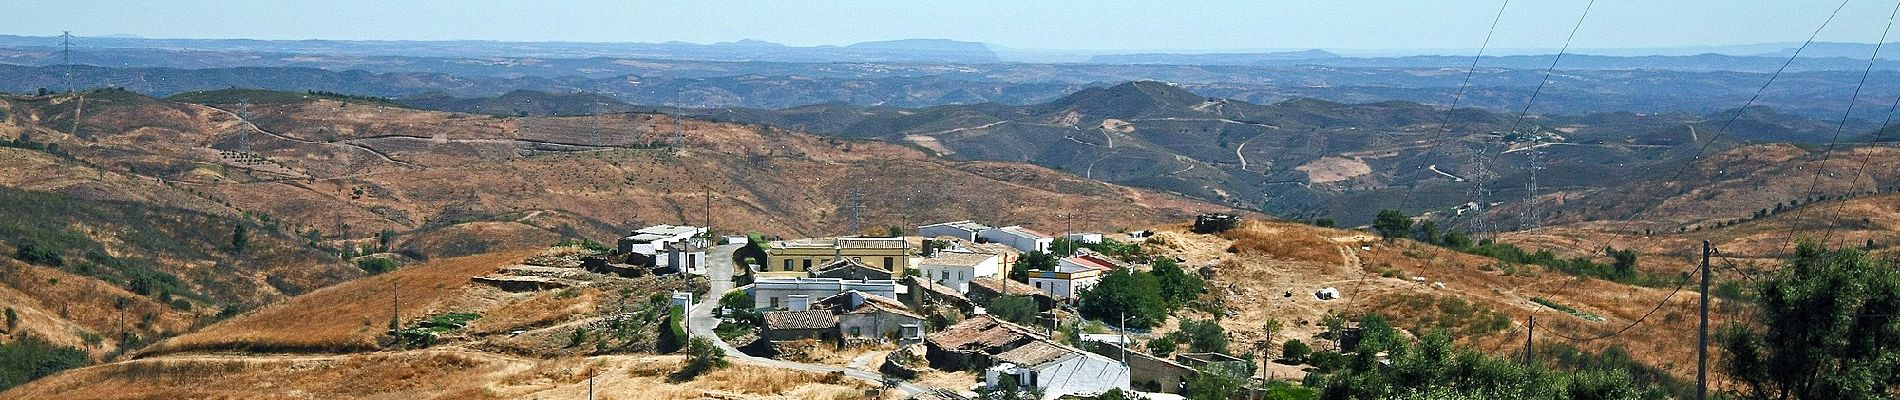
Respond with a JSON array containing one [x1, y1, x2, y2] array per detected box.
[[686, 244, 945, 397]]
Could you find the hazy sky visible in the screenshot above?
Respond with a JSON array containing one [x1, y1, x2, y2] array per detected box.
[[1, 1, 1896, 53]]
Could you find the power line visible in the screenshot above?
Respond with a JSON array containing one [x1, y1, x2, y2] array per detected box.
[[1792, 0, 1900, 250], [1539, 262, 1700, 343], [1506, 0, 1595, 231], [1401, 0, 1510, 227]]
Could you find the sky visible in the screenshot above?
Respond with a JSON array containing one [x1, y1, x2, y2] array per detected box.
[[1, 1, 1898, 54]]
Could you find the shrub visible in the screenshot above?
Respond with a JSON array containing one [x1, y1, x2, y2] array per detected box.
[[1282, 339, 1312, 363], [0, 334, 89, 390], [989, 296, 1039, 326], [356, 257, 400, 274]]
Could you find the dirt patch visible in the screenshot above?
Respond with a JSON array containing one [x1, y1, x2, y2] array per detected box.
[[1295, 157, 1372, 184]]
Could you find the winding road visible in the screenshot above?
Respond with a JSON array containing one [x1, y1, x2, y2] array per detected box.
[[684, 244, 946, 397]]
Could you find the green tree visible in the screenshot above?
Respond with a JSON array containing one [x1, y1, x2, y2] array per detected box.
[[1605, 246, 1638, 281], [377, 228, 398, 253], [1147, 335, 1177, 356], [1151, 257, 1204, 309], [1078, 271, 1167, 328], [1174, 319, 1228, 353], [1186, 362, 1249, 400], [3, 307, 16, 332], [230, 223, 250, 254], [989, 295, 1039, 326], [1314, 218, 1338, 228], [1373, 209, 1414, 240], [1281, 339, 1311, 363], [1412, 220, 1441, 244], [1440, 231, 1474, 250], [356, 257, 400, 274], [672, 337, 728, 381], [1010, 251, 1058, 282], [1721, 240, 1900, 400]]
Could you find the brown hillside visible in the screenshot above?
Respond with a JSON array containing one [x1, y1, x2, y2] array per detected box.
[[3, 351, 871, 400], [1144, 220, 1733, 382], [2, 90, 1235, 244], [146, 251, 536, 355]]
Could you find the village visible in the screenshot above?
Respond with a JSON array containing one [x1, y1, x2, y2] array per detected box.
[[485, 213, 1330, 400]]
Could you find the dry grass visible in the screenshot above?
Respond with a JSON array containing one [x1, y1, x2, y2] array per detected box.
[[0, 259, 194, 355], [913, 368, 979, 394], [146, 251, 534, 355], [1221, 220, 1347, 264], [6, 351, 874, 400]]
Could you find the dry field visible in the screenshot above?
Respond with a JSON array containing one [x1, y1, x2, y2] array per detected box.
[[3, 350, 875, 400], [145, 251, 537, 355], [1143, 219, 1734, 382]]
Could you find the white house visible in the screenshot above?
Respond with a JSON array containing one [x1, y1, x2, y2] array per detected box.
[[751, 277, 899, 311], [916, 251, 1002, 293], [979, 226, 1054, 254], [918, 220, 993, 242], [617, 224, 706, 255], [1028, 254, 1119, 300], [985, 340, 1131, 400], [1065, 232, 1103, 244]]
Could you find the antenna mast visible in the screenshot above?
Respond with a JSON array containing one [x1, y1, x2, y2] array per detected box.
[[60, 31, 74, 93]]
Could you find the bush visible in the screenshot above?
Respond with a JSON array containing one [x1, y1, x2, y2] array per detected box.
[[1147, 336, 1177, 356], [988, 295, 1039, 326], [1282, 339, 1312, 363], [11, 240, 62, 267], [356, 257, 400, 274], [0, 334, 89, 390]]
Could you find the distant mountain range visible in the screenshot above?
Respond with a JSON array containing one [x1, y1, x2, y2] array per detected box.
[[0, 35, 1004, 63]]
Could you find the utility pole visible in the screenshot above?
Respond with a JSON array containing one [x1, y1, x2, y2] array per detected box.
[[1698, 240, 1711, 400], [1524, 315, 1534, 369], [390, 281, 402, 350], [588, 365, 596, 400], [1119, 312, 1128, 366]]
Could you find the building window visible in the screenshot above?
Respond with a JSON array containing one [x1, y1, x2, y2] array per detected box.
[[770, 297, 780, 308], [803, 259, 812, 270], [1034, 281, 1042, 289], [942, 270, 950, 280], [883, 257, 894, 270], [850, 327, 862, 336], [783, 259, 794, 271]]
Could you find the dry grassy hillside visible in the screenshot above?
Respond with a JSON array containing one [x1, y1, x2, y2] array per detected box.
[[3, 351, 874, 400], [1533, 143, 1900, 231], [146, 251, 538, 355], [1142, 220, 1731, 382], [2, 90, 1233, 245]]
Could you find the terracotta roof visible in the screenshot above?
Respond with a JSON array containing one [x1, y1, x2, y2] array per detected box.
[[926, 315, 1037, 351], [1062, 255, 1121, 272], [764, 310, 837, 331], [913, 278, 971, 301], [918, 251, 998, 267], [837, 237, 910, 249], [810, 258, 891, 275]]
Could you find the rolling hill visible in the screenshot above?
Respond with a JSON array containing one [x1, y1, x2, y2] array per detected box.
[[662, 81, 1868, 226]]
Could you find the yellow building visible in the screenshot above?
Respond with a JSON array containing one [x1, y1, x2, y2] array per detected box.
[[761, 237, 911, 278]]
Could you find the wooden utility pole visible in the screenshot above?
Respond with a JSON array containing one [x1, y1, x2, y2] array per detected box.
[[1524, 315, 1534, 368], [1698, 240, 1711, 400]]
